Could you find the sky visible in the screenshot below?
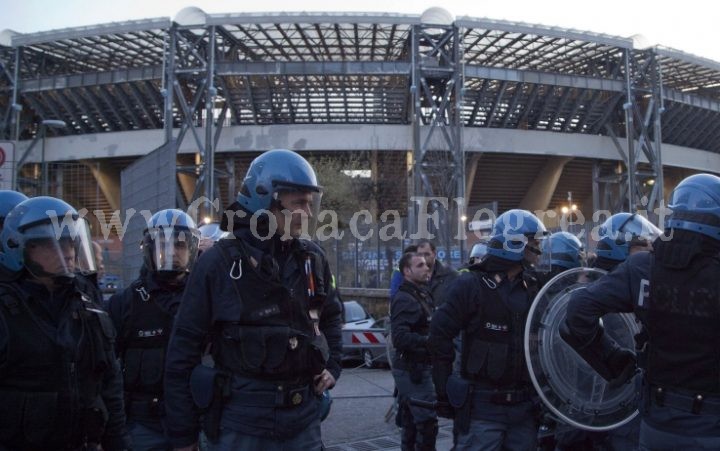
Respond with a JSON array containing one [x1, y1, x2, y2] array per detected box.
[[1, 0, 718, 63]]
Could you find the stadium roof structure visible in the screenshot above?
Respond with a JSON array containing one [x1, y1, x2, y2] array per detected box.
[[1, 9, 719, 227], [2, 10, 719, 150]]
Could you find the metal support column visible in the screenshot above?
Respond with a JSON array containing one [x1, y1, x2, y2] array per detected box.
[[409, 20, 465, 261], [594, 47, 664, 219], [163, 27, 177, 144], [204, 26, 217, 216], [164, 22, 227, 217]]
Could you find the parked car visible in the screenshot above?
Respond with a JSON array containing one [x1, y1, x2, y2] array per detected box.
[[341, 301, 390, 368]]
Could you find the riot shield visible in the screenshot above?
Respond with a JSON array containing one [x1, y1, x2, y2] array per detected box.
[[525, 267, 641, 431]]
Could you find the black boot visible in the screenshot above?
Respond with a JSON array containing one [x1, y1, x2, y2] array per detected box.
[[400, 404, 417, 451], [415, 418, 438, 451]]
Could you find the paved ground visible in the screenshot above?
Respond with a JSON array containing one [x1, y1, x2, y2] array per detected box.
[[321, 364, 453, 450]]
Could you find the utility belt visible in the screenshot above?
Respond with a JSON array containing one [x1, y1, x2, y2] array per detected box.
[[648, 384, 720, 415], [233, 381, 314, 408], [470, 381, 533, 405], [125, 393, 165, 419], [190, 364, 315, 443]]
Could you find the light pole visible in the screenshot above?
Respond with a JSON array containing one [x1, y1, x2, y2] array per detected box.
[[561, 191, 579, 235]]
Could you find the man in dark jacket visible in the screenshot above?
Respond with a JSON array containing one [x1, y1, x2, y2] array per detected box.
[[391, 241, 457, 302], [562, 173, 720, 450], [164, 149, 343, 450], [0, 196, 129, 450], [108, 209, 200, 450], [391, 251, 437, 450], [416, 239, 458, 307]]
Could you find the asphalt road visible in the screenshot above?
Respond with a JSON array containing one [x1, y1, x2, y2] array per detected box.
[[321, 364, 453, 450]]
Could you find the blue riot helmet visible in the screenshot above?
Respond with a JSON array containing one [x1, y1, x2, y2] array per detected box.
[[0, 196, 96, 279], [238, 149, 322, 213], [237, 150, 322, 239], [543, 231, 585, 269], [0, 190, 29, 232], [198, 221, 227, 242], [142, 209, 200, 275], [596, 212, 662, 262], [486, 209, 548, 264], [666, 173, 720, 240], [469, 241, 488, 265]]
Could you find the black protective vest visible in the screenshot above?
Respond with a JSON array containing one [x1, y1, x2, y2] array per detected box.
[[398, 283, 433, 335], [211, 238, 330, 382], [0, 282, 115, 449], [460, 272, 531, 387], [119, 280, 178, 398], [640, 255, 720, 394]]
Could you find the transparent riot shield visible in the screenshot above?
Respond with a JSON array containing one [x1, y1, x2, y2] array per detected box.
[[525, 267, 641, 431]]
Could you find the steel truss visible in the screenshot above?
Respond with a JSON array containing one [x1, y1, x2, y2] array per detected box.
[[2, 13, 720, 222], [596, 48, 664, 216], [408, 22, 464, 256]]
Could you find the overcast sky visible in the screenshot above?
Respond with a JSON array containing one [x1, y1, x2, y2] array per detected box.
[[2, 0, 718, 63]]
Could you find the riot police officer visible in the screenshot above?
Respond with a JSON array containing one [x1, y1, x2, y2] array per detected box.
[[0, 189, 28, 235], [562, 173, 720, 450], [429, 209, 548, 451], [534, 231, 584, 287], [108, 209, 200, 449], [391, 251, 437, 451], [0, 196, 129, 450], [164, 149, 343, 450]]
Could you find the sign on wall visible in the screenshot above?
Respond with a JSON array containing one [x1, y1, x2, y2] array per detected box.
[[0, 141, 15, 190]]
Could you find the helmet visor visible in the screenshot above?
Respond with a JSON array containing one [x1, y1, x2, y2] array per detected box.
[[198, 222, 227, 241], [617, 214, 662, 245], [532, 236, 552, 273], [148, 227, 199, 272], [670, 186, 720, 211], [22, 219, 95, 277]]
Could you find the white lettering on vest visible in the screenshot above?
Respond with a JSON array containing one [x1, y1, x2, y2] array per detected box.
[[638, 279, 650, 307], [137, 328, 164, 338], [485, 322, 509, 332]]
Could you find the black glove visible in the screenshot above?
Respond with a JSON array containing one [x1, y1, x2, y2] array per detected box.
[[606, 347, 637, 389], [435, 396, 454, 419]]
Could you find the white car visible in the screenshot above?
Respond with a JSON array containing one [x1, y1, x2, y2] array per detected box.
[[341, 301, 390, 368]]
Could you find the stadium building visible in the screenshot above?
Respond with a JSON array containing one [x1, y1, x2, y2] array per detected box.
[[1, 7, 719, 285]]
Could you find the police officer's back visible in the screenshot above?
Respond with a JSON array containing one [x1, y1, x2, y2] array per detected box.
[[391, 251, 437, 450], [108, 209, 200, 449], [563, 173, 720, 450], [429, 209, 548, 451], [0, 196, 129, 450], [164, 149, 343, 450]]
